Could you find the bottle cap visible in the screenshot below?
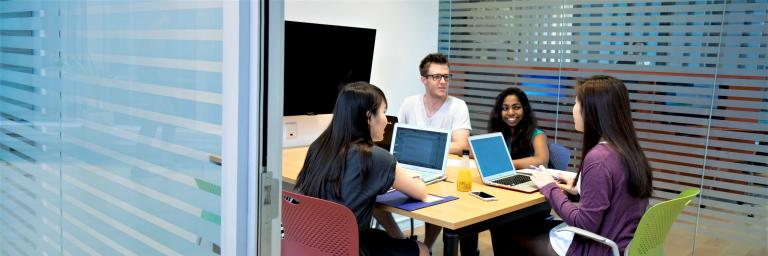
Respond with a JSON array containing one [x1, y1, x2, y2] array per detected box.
[[462, 149, 470, 156]]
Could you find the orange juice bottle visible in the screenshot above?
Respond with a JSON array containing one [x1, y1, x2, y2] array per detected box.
[[457, 149, 472, 192]]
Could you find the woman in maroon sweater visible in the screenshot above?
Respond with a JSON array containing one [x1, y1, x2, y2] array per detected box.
[[517, 75, 654, 255]]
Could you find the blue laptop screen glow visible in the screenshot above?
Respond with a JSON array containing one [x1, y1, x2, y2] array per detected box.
[[391, 127, 447, 170], [472, 136, 514, 177]]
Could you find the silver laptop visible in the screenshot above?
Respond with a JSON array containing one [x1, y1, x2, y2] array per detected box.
[[469, 132, 538, 193], [390, 123, 450, 185]]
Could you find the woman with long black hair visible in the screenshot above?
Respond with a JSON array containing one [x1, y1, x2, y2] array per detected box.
[[487, 87, 549, 168], [460, 87, 552, 256], [497, 75, 654, 255], [295, 82, 430, 256]]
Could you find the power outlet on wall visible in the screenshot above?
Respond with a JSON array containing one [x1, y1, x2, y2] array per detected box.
[[285, 122, 298, 139]]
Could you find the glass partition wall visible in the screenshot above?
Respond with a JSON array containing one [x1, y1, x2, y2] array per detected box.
[[439, 0, 766, 255], [1, 1, 226, 255]]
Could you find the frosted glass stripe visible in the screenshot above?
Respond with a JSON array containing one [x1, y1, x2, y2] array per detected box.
[[699, 198, 768, 219], [714, 98, 767, 110], [632, 113, 710, 126], [0, 18, 44, 30], [706, 148, 768, 165], [448, 2, 745, 12], [68, 74, 221, 105], [40, 234, 61, 255], [710, 119, 768, 131], [453, 72, 562, 83], [83, 29, 222, 41], [81, 120, 212, 162], [707, 139, 766, 153], [710, 128, 767, 142], [703, 160, 766, 175], [692, 226, 766, 247], [455, 84, 563, 96], [84, 1, 223, 14], [700, 179, 768, 198], [448, 25, 729, 34], [62, 135, 201, 190], [631, 103, 711, 116], [62, 173, 199, 243], [449, 43, 724, 56], [83, 53, 221, 73], [0, 229, 28, 256], [62, 232, 100, 256], [0, 199, 33, 235], [66, 156, 206, 221], [636, 132, 707, 147], [444, 34, 746, 44], [450, 15, 728, 26], [0, 3, 46, 13], [697, 208, 767, 231], [634, 122, 710, 136], [73, 96, 220, 136], [63, 194, 183, 256], [62, 210, 138, 256]]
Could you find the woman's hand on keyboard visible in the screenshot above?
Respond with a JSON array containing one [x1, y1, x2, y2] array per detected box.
[[531, 170, 556, 188]]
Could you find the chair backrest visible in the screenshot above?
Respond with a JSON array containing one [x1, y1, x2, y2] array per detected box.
[[547, 142, 570, 170], [281, 190, 359, 256], [626, 188, 700, 256]]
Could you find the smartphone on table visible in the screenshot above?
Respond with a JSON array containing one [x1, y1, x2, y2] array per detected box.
[[468, 191, 496, 201]]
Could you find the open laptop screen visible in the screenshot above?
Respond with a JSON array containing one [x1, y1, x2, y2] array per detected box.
[[391, 126, 448, 170], [471, 133, 515, 177]]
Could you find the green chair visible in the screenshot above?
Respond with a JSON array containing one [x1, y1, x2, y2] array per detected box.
[[555, 188, 700, 256]]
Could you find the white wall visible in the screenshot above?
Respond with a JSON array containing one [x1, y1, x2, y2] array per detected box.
[[284, 0, 439, 147]]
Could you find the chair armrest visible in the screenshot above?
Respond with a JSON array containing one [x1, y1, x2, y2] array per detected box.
[[555, 226, 620, 256]]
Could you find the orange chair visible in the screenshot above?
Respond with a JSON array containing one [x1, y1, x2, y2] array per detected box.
[[281, 190, 359, 256]]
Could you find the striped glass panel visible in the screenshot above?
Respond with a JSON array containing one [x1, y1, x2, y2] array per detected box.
[[439, 0, 767, 254], [696, 1, 767, 252], [1, 1, 223, 255], [1, 2, 64, 255]]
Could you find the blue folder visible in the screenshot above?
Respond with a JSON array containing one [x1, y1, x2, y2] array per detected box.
[[375, 191, 458, 211]]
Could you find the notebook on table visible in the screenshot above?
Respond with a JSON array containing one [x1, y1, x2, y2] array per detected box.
[[376, 191, 458, 211], [469, 132, 539, 193], [389, 123, 451, 185]]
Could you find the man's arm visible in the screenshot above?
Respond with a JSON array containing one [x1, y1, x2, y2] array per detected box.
[[449, 98, 472, 155], [449, 128, 470, 155]]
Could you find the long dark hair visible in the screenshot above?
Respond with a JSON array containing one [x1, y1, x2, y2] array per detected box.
[[574, 75, 653, 198], [487, 87, 538, 159], [295, 82, 387, 199]]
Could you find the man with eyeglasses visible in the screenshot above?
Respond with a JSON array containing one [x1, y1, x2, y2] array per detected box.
[[375, 52, 473, 254], [398, 52, 471, 156]]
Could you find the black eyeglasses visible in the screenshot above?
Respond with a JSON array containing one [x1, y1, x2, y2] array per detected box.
[[423, 74, 452, 81]]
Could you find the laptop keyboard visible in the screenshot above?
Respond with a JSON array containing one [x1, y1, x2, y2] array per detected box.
[[421, 173, 440, 182], [494, 175, 531, 186]]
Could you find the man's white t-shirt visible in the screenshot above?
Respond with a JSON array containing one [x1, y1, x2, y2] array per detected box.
[[397, 94, 472, 131]]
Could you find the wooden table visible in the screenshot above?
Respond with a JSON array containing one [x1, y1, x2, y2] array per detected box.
[[282, 147, 549, 256]]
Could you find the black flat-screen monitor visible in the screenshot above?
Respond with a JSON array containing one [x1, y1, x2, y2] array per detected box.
[[284, 21, 376, 116]]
